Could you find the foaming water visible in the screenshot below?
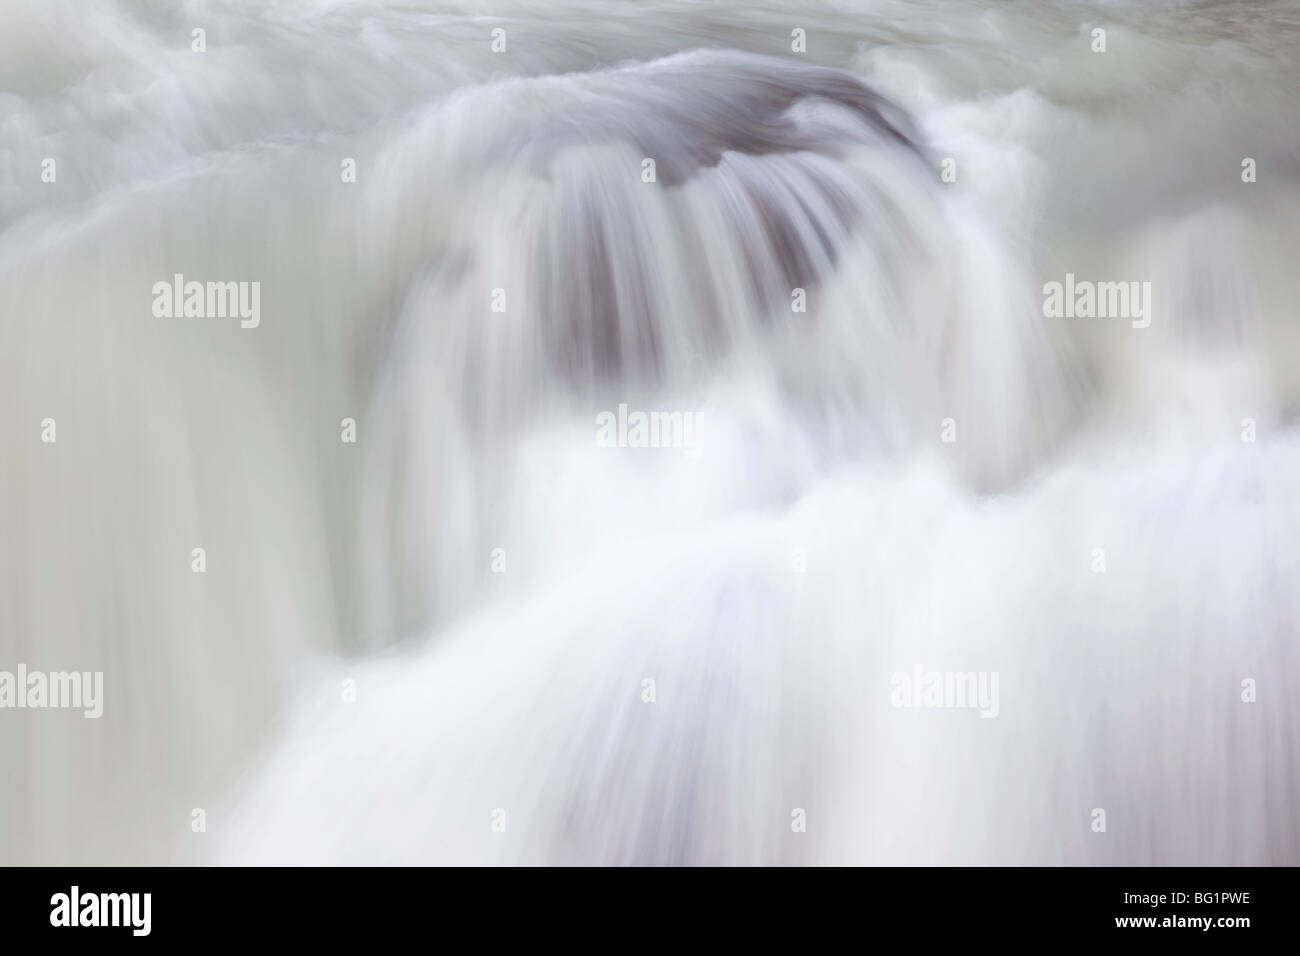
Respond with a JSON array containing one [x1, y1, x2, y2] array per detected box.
[[1, 0, 1298, 865]]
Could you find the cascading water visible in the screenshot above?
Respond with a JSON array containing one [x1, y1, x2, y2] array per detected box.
[[1, 0, 1298, 865]]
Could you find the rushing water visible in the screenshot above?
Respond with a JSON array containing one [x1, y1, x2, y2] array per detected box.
[[2, 0, 1298, 865]]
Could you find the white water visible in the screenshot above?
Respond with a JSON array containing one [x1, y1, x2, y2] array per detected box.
[[2, 0, 1298, 865]]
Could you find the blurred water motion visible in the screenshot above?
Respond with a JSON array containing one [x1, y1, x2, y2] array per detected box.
[[2, 0, 1299, 865]]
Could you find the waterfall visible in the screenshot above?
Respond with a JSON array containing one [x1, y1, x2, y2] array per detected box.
[[1, 0, 1297, 865]]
